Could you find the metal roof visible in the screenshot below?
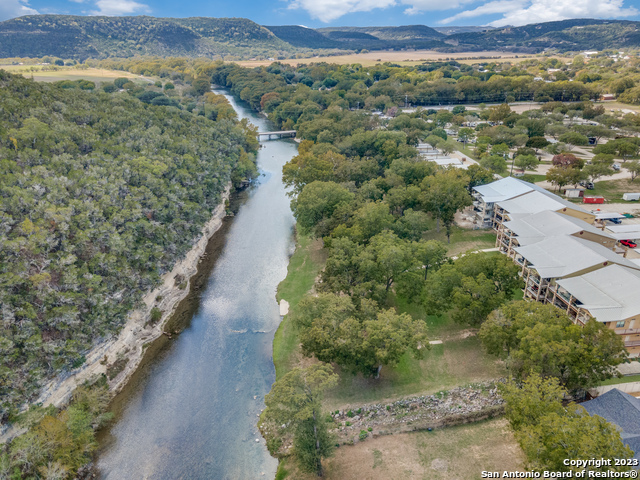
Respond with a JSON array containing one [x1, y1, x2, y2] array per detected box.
[[515, 236, 640, 279], [503, 210, 611, 247], [497, 190, 589, 217], [557, 265, 640, 323], [595, 213, 626, 220], [472, 177, 534, 203], [606, 225, 640, 241]]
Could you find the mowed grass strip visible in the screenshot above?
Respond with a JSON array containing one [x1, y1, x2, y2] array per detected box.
[[273, 233, 326, 378]]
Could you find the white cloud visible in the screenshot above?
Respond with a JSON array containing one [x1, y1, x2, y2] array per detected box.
[[440, 0, 639, 26], [287, 0, 396, 22], [90, 0, 151, 15], [401, 0, 476, 15], [440, 0, 524, 23], [0, 0, 38, 21]]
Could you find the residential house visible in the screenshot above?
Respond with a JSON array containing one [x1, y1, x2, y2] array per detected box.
[[582, 388, 640, 461]]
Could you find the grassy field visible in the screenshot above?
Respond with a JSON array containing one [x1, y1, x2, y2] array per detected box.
[[273, 231, 511, 478], [0, 65, 145, 84], [286, 418, 523, 480], [236, 50, 549, 68], [423, 226, 496, 256], [588, 177, 640, 202], [322, 280, 507, 409], [601, 374, 640, 386], [273, 228, 504, 407], [273, 233, 326, 378], [457, 146, 478, 160]]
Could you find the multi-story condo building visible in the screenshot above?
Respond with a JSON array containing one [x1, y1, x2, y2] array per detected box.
[[556, 265, 640, 356], [497, 209, 615, 258], [475, 177, 640, 357], [493, 190, 595, 229], [472, 177, 534, 228], [515, 235, 640, 303]]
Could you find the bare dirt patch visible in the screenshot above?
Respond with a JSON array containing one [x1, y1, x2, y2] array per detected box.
[[317, 418, 523, 480]]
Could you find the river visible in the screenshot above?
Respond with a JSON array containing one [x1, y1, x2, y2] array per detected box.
[[96, 92, 296, 479]]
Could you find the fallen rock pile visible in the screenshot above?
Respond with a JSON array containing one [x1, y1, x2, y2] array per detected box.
[[331, 381, 505, 443]]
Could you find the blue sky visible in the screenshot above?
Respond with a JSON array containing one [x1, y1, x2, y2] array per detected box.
[[2, 0, 640, 28]]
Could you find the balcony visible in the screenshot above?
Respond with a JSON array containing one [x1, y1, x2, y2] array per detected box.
[[556, 290, 572, 304], [624, 340, 640, 348], [617, 328, 640, 336]]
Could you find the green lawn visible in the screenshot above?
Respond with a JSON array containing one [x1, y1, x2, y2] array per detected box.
[[523, 173, 547, 183], [601, 374, 640, 386], [588, 177, 640, 203], [457, 146, 478, 160], [274, 233, 506, 409], [422, 222, 496, 256], [273, 233, 325, 378], [323, 335, 504, 410], [323, 290, 506, 409]]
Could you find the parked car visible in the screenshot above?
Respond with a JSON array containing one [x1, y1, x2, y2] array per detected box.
[[620, 239, 638, 248], [613, 163, 621, 171], [579, 181, 595, 190]]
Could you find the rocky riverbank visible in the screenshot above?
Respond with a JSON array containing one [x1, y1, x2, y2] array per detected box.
[[1, 184, 232, 443]]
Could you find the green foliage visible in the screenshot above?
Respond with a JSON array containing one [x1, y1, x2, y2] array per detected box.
[[420, 169, 472, 242], [262, 365, 338, 476], [6, 383, 112, 479], [290, 293, 429, 377], [514, 154, 538, 172], [423, 253, 522, 325], [500, 374, 633, 473], [480, 301, 627, 393], [0, 70, 257, 415], [0, 15, 298, 60], [291, 181, 355, 237]]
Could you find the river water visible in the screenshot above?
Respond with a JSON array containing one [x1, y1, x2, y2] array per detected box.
[[96, 92, 296, 479]]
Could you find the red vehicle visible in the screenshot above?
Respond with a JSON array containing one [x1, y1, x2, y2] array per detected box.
[[620, 239, 638, 248]]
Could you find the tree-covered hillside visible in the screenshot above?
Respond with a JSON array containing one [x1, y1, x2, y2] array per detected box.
[[2, 15, 640, 59], [0, 70, 256, 417], [449, 19, 640, 52], [318, 25, 444, 41], [262, 26, 343, 49], [0, 15, 297, 60]]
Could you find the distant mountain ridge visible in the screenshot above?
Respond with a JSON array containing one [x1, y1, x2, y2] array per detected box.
[[433, 26, 496, 35], [0, 15, 639, 59], [0, 15, 295, 59], [448, 19, 640, 52]]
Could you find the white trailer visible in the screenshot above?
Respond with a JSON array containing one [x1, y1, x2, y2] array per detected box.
[[623, 193, 640, 201]]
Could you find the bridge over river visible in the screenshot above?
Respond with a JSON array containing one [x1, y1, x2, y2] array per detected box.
[[257, 130, 296, 140]]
